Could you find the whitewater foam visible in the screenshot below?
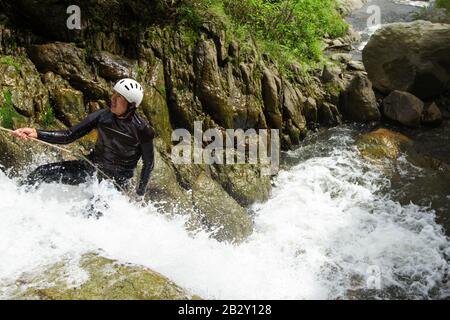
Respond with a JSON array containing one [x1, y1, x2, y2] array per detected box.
[[0, 127, 448, 299]]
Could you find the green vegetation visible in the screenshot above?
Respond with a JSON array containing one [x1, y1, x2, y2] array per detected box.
[[173, 0, 348, 76], [223, 0, 347, 61], [136, 65, 146, 81], [0, 89, 22, 129], [39, 103, 56, 127], [0, 55, 21, 73], [157, 83, 167, 96], [436, 0, 450, 11]]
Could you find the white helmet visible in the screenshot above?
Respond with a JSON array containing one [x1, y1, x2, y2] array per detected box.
[[113, 78, 144, 107]]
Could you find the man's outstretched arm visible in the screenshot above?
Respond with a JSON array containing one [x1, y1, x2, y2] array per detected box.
[[36, 109, 106, 145]]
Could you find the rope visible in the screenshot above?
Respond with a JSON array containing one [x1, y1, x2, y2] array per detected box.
[[0, 126, 131, 197]]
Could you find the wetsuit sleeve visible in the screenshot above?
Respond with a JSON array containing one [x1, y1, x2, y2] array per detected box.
[[36, 109, 105, 145], [136, 125, 155, 196]]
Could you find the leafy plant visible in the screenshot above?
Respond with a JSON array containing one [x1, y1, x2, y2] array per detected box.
[[237, 0, 345, 60], [39, 103, 56, 127], [0, 55, 21, 73], [0, 89, 21, 129], [136, 65, 146, 81], [436, 0, 450, 11]]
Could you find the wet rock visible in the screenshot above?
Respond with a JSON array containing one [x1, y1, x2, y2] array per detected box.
[[261, 67, 282, 129], [92, 51, 137, 81], [191, 172, 253, 243], [357, 128, 412, 161], [339, 72, 380, 122], [303, 97, 318, 125], [8, 253, 199, 300], [283, 81, 307, 133], [194, 39, 233, 128], [0, 130, 33, 175], [27, 42, 110, 100], [363, 21, 450, 99], [383, 90, 424, 128], [43, 71, 87, 127], [53, 88, 86, 127], [144, 140, 193, 213], [330, 53, 352, 64], [322, 63, 342, 84], [319, 102, 342, 126], [421, 102, 442, 126], [0, 54, 49, 117], [213, 163, 272, 207], [347, 60, 365, 71], [139, 59, 173, 150]]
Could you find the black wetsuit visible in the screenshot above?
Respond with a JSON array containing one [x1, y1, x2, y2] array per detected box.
[[26, 109, 155, 196]]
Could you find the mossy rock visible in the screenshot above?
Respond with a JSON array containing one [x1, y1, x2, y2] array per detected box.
[[143, 139, 193, 214], [356, 128, 412, 161], [53, 88, 87, 127], [10, 253, 200, 300], [213, 163, 272, 206], [0, 54, 50, 117], [191, 172, 253, 243]]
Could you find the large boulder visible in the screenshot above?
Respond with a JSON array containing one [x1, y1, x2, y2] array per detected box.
[[363, 21, 450, 100], [382, 90, 424, 128], [339, 72, 381, 122], [7, 253, 199, 300]]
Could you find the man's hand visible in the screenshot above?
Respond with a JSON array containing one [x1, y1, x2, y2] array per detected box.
[[10, 128, 37, 141]]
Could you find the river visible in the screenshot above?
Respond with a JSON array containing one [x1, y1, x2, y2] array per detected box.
[[0, 0, 448, 300]]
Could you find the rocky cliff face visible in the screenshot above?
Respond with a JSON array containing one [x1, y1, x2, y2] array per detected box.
[[0, 0, 373, 243]]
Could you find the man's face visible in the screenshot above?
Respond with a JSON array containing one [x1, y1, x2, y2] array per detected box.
[[111, 92, 129, 116]]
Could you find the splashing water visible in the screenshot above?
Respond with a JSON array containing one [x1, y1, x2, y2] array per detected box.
[[0, 126, 448, 299]]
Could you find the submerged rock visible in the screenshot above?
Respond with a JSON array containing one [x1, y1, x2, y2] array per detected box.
[[357, 128, 412, 161], [9, 253, 200, 300]]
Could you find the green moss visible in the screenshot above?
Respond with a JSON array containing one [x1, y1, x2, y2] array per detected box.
[[157, 83, 166, 96], [0, 55, 21, 73], [136, 65, 146, 81], [38, 103, 56, 127], [0, 89, 23, 129], [181, 26, 201, 47], [324, 82, 342, 96], [13, 254, 200, 300]]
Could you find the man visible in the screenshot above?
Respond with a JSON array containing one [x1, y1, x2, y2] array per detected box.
[[11, 78, 155, 200]]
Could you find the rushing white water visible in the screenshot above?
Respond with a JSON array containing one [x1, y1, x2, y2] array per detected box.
[[0, 126, 449, 299]]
